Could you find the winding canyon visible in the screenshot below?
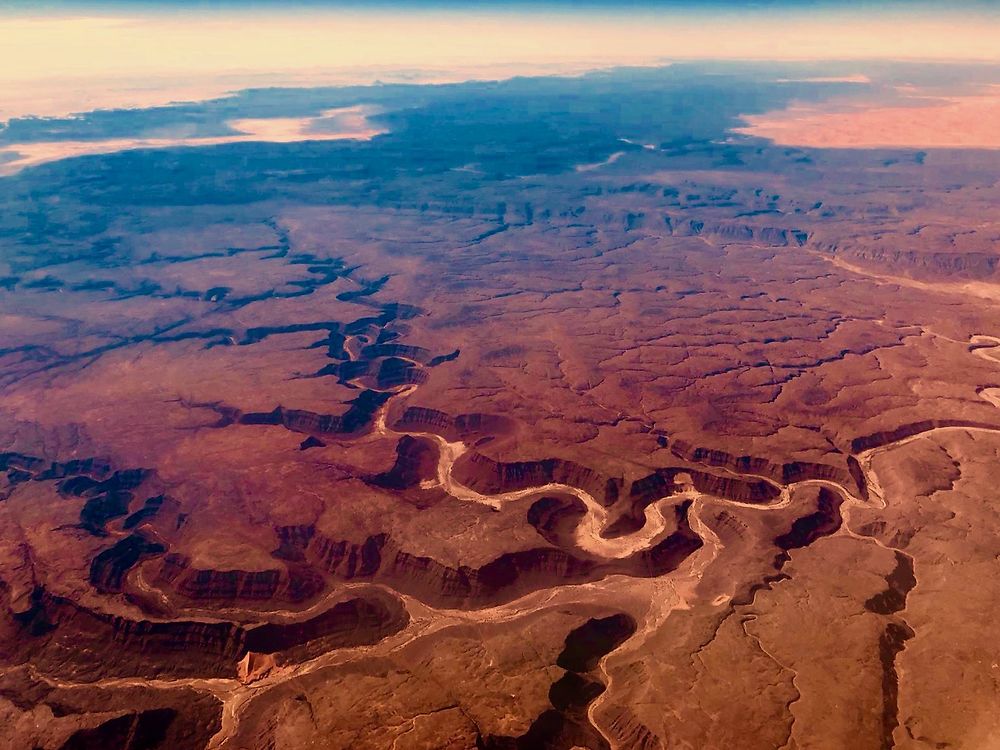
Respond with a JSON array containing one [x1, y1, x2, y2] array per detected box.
[[2, 62, 1000, 749]]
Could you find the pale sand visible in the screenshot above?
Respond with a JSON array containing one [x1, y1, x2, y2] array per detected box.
[[0, 105, 384, 176], [735, 89, 1000, 150]]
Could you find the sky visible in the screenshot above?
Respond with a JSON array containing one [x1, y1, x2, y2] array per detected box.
[[0, 2, 997, 119]]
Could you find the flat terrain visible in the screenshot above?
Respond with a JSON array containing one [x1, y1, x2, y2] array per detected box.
[[0, 62, 999, 749]]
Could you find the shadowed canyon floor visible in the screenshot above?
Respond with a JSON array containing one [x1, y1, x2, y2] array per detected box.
[[1, 62, 1000, 749]]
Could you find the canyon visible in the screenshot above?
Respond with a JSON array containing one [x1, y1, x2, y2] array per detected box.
[[1, 61, 999, 749]]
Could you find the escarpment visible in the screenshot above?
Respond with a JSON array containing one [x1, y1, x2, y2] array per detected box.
[[725, 485, 847, 610], [301, 503, 702, 609], [613, 467, 779, 535], [453, 452, 622, 507], [822, 241, 1000, 281], [3, 586, 247, 679], [308, 534, 386, 579], [630, 501, 705, 576], [306, 531, 600, 607], [360, 343, 433, 364], [231, 390, 392, 437], [5, 75, 1000, 750], [374, 356, 428, 388], [5, 680, 226, 750], [670, 440, 865, 497], [850, 419, 999, 453], [90, 534, 167, 592], [242, 590, 409, 659], [0, 583, 408, 681], [1, 451, 156, 536], [527, 495, 589, 548], [1, 453, 112, 481], [56, 708, 181, 750], [368, 435, 440, 491], [155, 554, 326, 604], [392, 406, 518, 442], [773, 486, 844, 554], [661, 215, 808, 247], [863, 551, 917, 749]]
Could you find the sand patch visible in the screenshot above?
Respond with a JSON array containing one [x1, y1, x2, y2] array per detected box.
[[735, 88, 1000, 149], [0, 105, 384, 175]]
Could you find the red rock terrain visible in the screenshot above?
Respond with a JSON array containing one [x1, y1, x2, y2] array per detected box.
[[2, 70, 1000, 750]]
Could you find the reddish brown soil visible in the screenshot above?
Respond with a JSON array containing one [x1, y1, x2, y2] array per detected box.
[[2, 95, 1000, 750]]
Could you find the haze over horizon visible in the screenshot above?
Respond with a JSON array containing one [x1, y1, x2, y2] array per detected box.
[[1, 0, 998, 118], [3, 3, 1000, 749]]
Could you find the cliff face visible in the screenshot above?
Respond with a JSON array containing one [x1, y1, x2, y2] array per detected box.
[[298, 500, 705, 610], [627, 466, 778, 512], [820, 243, 1000, 281], [481, 613, 638, 750], [0, 583, 408, 682], [243, 591, 409, 659], [391, 407, 518, 443], [155, 554, 325, 604], [90, 534, 167, 593], [662, 215, 808, 247], [368, 435, 440, 490], [1, 451, 154, 537], [1, 585, 247, 680], [309, 533, 386, 579], [670, 439, 860, 492], [773, 487, 844, 553], [527, 495, 589, 548], [850, 419, 996, 453], [453, 452, 622, 507]]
